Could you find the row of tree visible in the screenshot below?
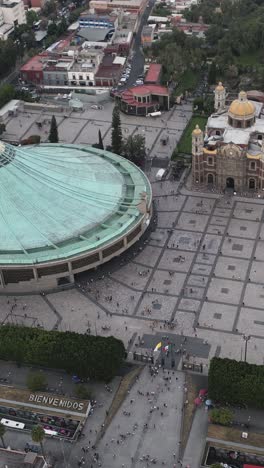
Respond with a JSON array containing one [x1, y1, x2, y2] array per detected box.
[[0, 325, 126, 382], [209, 357, 264, 408], [110, 105, 146, 166]]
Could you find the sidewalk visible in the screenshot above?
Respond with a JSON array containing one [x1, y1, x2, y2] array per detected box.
[[182, 407, 208, 468]]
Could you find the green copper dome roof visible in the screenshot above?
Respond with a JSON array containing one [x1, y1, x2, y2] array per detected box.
[[0, 142, 151, 265]]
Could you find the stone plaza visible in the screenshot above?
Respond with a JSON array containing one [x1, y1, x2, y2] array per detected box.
[[2, 98, 264, 466], [1, 181, 264, 367]]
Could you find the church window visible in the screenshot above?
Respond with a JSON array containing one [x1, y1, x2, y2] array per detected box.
[[207, 174, 214, 184], [258, 134, 263, 140], [250, 161, 256, 170], [195, 146, 198, 153], [237, 120, 241, 128], [216, 131, 220, 136], [208, 157, 213, 165]]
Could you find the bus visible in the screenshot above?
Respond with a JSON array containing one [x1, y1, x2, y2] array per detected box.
[[1, 418, 25, 429]]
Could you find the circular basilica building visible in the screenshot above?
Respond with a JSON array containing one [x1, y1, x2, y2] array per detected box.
[[0, 141, 152, 292]]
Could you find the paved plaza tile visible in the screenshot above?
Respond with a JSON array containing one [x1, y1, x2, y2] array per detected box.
[[227, 219, 259, 239], [112, 262, 151, 290], [149, 228, 168, 247], [243, 283, 264, 308], [0, 295, 56, 330], [168, 230, 202, 251], [199, 302, 237, 331], [157, 211, 179, 228], [236, 307, 264, 337], [177, 212, 209, 232], [202, 234, 223, 254], [148, 269, 186, 295], [249, 260, 264, 284], [192, 263, 213, 276], [214, 256, 249, 281], [136, 293, 177, 320], [233, 202, 263, 220], [221, 236, 255, 258], [178, 298, 201, 312], [133, 245, 162, 267], [158, 249, 195, 273], [155, 194, 186, 211], [210, 215, 230, 227], [255, 240, 264, 260], [184, 196, 215, 214], [213, 207, 232, 217], [207, 277, 243, 304]]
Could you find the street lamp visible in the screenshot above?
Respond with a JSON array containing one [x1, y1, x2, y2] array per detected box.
[[243, 334, 251, 362]]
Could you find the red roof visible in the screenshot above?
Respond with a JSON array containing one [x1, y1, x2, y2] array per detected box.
[[20, 54, 46, 72], [145, 64, 162, 84], [244, 465, 264, 468], [121, 84, 169, 106]]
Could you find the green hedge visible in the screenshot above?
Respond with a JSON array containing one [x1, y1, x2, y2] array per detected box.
[[0, 325, 125, 382], [209, 357, 264, 408]]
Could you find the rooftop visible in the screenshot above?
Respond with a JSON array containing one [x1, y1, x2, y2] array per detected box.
[[0, 448, 45, 468], [20, 54, 45, 72], [0, 143, 151, 265], [145, 64, 162, 84], [77, 26, 113, 42]]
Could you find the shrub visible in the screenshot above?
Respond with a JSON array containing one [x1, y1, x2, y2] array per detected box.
[[210, 407, 233, 426], [209, 357, 264, 408], [27, 371, 47, 391], [75, 384, 93, 400], [0, 325, 125, 382]]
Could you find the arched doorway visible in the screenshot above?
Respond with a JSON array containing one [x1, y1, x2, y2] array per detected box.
[[249, 178, 255, 189], [207, 174, 214, 185], [226, 177, 235, 189]]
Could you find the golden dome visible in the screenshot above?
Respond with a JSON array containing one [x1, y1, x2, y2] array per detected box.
[[215, 82, 224, 91], [192, 124, 202, 135], [228, 91, 255, 118]]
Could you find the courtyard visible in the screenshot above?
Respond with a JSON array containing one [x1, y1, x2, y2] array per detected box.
[[1, 99, 264, 466]]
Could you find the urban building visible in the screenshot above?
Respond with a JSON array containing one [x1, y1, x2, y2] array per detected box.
[[119, 84, 170, 115], [141, 24, 155, 47], [89, 0, 147, 15], [94, 53, 123, 86], [145, 63, 162, 84], [0, 141, 152, 292], [0, 0, 26, 39], [20, 54, 45, 85], [0, 448, 48, 467], [192, 83, 264, 191], [79, 12, 118, 29]]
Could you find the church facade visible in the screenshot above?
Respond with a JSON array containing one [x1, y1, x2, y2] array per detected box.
[[191, 83, 264, 192]]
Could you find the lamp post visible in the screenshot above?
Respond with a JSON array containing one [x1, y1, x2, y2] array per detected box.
[[243, 334, 251, 362]]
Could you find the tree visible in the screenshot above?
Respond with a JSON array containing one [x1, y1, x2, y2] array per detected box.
[[123, 134, 146, 166], [75, 384, 93, 400], [98, 129, 104, 149], [111, 105, 122, 155], [210, 408, 233, 426], [0, 423, 6, 448], [0, 325, 126, 382], [57, 17, 68, 36], [27, 371, 47, 391], [0, 84, 15, 108], [26, 10, 38, 27], [31, 425, 45, 455], [47, 22, 58, 37], [48, 115, 58, 143], [208, 61, 217, 85], [0, 123, 5, 135]]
